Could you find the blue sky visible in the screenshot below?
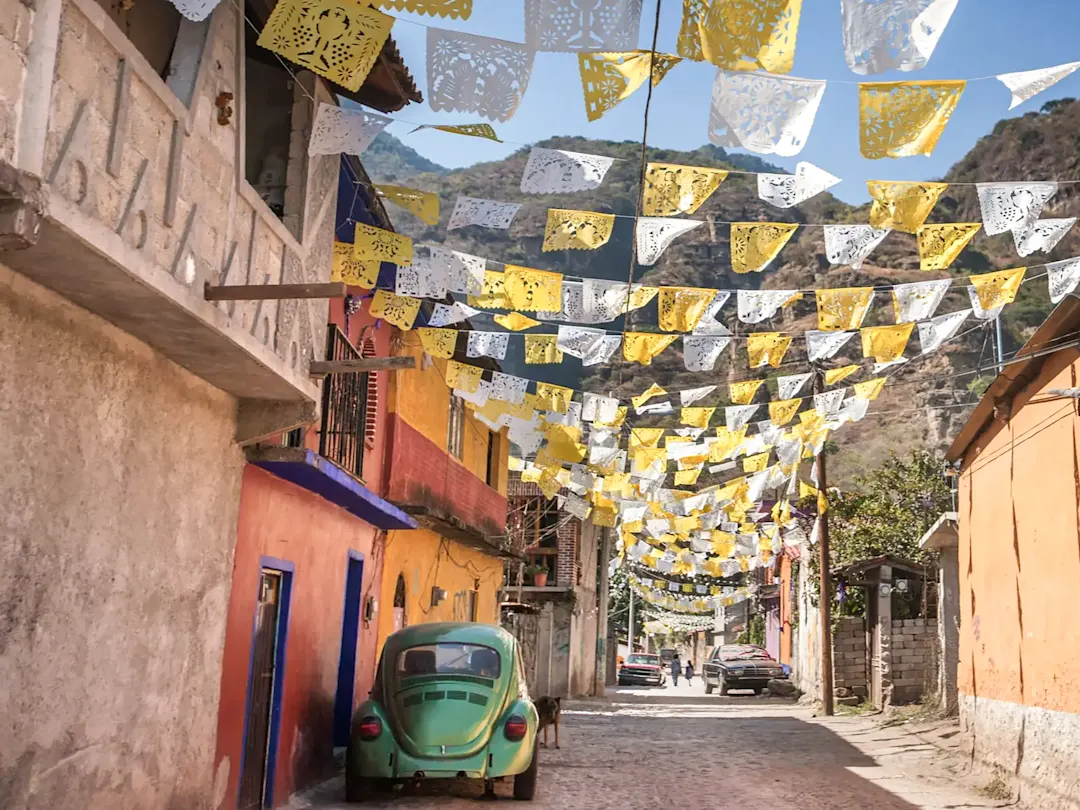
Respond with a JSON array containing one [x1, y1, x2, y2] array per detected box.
[[378, 0, 1080, 203]]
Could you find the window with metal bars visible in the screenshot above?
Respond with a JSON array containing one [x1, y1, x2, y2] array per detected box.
[[447, 395, 465, 460], [319, 325, 368, 481]]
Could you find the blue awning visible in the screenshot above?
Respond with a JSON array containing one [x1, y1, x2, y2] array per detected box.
[[249, 447, 418, 530]]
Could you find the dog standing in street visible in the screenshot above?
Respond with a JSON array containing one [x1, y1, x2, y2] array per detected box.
[[534, 696, 561, 749]]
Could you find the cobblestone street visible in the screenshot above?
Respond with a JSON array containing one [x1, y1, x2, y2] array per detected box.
[[291, 685, 1010, 810]]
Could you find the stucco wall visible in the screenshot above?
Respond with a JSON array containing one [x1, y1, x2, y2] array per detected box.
[[794, 551, 822, 699], [958, 347, 1080, 808], [0, 264, 243, 809], [213, 465, 382, 809], [375, 528, 504, 652], [387, 338, 508, 495]]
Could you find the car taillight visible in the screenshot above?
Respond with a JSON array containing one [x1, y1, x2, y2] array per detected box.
[[504, 715, 528, 742], [358, 716, 383, 741]]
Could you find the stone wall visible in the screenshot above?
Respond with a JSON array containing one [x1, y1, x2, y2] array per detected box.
[[0, 264, 244, 809], [832, 617, 867, 698], [892, 618, 934, 704]]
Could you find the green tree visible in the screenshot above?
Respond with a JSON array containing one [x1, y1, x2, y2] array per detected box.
[[802, 450, 953, 615], [828, 450, 952, 566]]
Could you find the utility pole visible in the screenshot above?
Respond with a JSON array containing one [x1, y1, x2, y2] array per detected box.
[[594, 526, 612, 696], [994, 316, 1005, 374], [627, 588, 635, 653], [812, 366, 835, 716]]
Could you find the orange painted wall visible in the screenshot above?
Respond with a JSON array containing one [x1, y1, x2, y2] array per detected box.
[[213, 466, 383, 808], [958, 348, 1080, 714]]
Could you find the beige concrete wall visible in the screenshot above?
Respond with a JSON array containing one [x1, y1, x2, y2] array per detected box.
[[891, 618, 933, 704], [0, 0, 31, 166], [0, 263, 244, 809], [832, 616, 866, 696]]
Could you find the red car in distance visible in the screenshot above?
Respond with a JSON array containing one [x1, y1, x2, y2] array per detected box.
[[617, 653, 666, 687]]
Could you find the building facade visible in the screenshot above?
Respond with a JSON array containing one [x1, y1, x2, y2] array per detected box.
[[373, 327, 513, 651], [212, 157, 422, 809], [502, 473, 601, 698], [0, 0, 424, 806], [946, 294, 1080, 809]]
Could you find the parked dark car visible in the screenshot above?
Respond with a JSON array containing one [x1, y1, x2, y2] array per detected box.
[[617, 653, 666, 686], [702, 645, 786, 695]]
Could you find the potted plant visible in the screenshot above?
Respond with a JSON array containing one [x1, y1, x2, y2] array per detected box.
[[530, 564, 550, 588]]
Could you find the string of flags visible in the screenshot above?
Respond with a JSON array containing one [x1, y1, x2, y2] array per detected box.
[[200, 0, 1080, 565], [196, 0, 1080, 164]]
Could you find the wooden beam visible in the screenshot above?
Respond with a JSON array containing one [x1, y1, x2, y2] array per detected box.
[[309, 356, 417, 375], [203, 281, 347, 301]]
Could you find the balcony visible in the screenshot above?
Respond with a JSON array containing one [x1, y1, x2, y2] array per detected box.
[[247, 325, 416, 531], [0, 0, 418, 443], [319, 325, 370, 481], [385, 414, 513, 558]]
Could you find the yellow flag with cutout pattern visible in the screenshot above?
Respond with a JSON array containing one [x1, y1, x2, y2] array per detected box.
[[854, 377, 887, 401], [970, 267, 1026, 312], [730, 379, 764, 405], [816, 287, 874, 332], [658, 287, 717, 332], [417, 327, 457, 359], [867, 180, 948, 233], [747, 333, 793, 369], [675, 468, 701, 486], [861, 323, 914, 363], [681, 407, 716, 428], [377, 185, 440, 225], [632, 383, 668, 409], [643, 163, 728, 216], [918, 223, 981, 271], [624, 333, 678, 365], [768, 398, 802, 427], [825, 365, 860, 386], [494, 312, 540, 331], [858, 81, 966, 160]]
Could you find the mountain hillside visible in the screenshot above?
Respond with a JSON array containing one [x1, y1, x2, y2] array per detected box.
[[363, 132, 449, 181], [364, 100, 1080, 485]]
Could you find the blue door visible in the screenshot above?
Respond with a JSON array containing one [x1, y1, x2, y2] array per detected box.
[[333, 551, 365, 747]]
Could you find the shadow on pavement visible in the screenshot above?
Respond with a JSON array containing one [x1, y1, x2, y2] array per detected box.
[[296, 707, 941, 808]]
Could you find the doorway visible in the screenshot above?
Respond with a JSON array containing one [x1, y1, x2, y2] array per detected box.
[[333, 551, 365, 748], [393, 574, 407, 632], [239, 561, 293, 810]]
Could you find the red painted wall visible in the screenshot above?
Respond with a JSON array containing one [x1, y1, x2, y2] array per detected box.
[[213, 465, 383, 808], [384, 413, 509, 538]]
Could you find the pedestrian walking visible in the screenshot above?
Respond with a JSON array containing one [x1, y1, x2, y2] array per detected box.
[[670, 656, 681, 686], [685, 660, 694, 685]]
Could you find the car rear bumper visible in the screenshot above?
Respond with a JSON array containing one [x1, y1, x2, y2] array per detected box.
[[618, 672, 664, 684]]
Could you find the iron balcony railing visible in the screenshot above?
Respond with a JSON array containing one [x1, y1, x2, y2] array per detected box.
[[319, 324, 369, 481]]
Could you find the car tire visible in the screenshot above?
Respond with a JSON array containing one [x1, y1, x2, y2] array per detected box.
[[753, 686, 764, 695], [513, 743, 539, 801], [705, 680, 714, 695], [345, 771, 371, 803], [719, 680, 729, 696]]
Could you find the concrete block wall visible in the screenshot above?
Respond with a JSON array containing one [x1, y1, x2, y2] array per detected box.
[[832, 616, 867, 695], [892, 618, 934, 704]]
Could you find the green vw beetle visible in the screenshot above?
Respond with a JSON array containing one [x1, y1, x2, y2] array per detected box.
[[347, 622, 540, 802]]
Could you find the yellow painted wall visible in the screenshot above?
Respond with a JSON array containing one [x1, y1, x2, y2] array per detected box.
[[376, 527, 505, 652], [388, 335, 509, 495]]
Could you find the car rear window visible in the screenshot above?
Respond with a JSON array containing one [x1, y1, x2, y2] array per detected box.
[[397, 643, 501, 678]]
